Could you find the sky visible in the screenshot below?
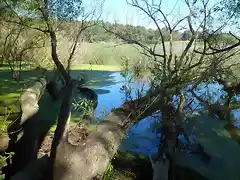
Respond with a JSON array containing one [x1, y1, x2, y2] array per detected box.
[[81, 0, 190, 29], [101, 0, 188, 28], [81, 0, 235, 32]]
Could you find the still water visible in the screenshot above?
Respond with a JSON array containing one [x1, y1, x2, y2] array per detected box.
[[91, 72, 159, 154], [87, 71, 240, 155]]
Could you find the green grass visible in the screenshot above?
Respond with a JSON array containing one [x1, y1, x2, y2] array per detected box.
[[0, 63, 120, 137], [0, 63, 119, 104], [0, 70, 45, 105], [75, 42, 143, 66], [72, 64, 120, 71], [73, 42, 192, 66]]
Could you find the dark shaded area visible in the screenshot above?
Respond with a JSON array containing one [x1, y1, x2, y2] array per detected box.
[[111, 152, 153, 180], [72, 69, 119, 88], [78, 87, 97, 98], [46, 81, 61, 100], [225, 123, 240, 144], [1, 75, 101, 179], [111, 151, 210, 180], [172, 165, 209, 180], [0, 69, 118, 105], [94, 88, 111, 95], [2, 91, 62, 179]]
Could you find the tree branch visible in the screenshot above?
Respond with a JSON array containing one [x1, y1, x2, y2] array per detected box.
[[38, 4, 71, 84]]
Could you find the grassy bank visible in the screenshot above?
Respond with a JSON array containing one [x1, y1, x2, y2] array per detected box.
[[0, 63, 120, 135], [72, 64, 120, 71], [0, 63, 119, 101]]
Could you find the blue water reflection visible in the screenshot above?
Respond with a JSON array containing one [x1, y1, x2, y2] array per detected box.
[[91, 72, 240, 155], [91, 72, 159, 154]]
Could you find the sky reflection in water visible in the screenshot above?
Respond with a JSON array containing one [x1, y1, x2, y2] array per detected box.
[[92, 72, 240, 155]]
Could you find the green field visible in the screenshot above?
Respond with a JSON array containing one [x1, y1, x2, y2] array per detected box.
[[36, 41, 192, 69]]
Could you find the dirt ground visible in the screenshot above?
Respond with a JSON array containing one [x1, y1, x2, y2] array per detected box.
[[38, 123, 89, 158]]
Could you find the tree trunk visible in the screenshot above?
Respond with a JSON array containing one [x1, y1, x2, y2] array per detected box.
[[40, 2, 71, 85], [19, 77, 47, 125], [5, 84, 171, 180], [52, 87, 168, 180], [49, 80, 77, 179], [4, 77, 48, 179], [49, 31, 71, 84]]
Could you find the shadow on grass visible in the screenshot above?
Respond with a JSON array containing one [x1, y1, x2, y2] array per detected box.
[[0, 67, 120, 139], [3, 91, 62, 177], [70, 69, 119, 88], [0, 70, 45, 104], [0, 67, 121, 133], [0, 69, 119, 105]]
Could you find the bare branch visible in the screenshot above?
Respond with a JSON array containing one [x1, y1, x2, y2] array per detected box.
[[38, 2, 71, 83], [126, 0, 167, 74], [66, 1, 104, 73], [3, 20, 49, 33], [104, 27, 165, 59], [195, 42, 240, 55], [177, 91, 186, 113]]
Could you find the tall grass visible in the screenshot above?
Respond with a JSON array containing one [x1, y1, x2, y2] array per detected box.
[[78, 43, 142, 65]]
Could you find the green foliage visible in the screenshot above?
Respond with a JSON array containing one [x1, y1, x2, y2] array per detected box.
[[48, 0, 84, 21], [72, 82, 98, 122], [0, 152, 14, 168], [0, 104, 16, 179], [115, 151, 149, 162], [72, 97, 95, 118], [0, 20, 47, 70], [120, 57, 133, 101], [102, 162, 115, 180], [1, 0, 84, 21], [0, 152, 15, 179], [0, 105, 18, 135], [59, 21, 184, 44], [219, 0, 240, 19], [207, 33, 239, 46], [39, 58, 55, 70]]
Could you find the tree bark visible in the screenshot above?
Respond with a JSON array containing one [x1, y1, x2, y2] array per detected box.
[[52, 87, 169, 180], [4, 77, 48, 179], [5, 83, 172, 180], [49, 80, 77, 179], [19, 77, 47, 126], [48, 30, 71, 84]]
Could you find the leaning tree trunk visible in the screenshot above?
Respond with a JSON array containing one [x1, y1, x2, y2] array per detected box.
[[6, 83, 174, 180], [3, 77, 48, 179], [51, 86, 170, 180], [41, 4, 71, 85], [19, 77, 48, 125], [48, 31, 71, 85]]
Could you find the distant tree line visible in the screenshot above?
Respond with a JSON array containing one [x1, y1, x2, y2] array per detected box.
[[59, 21, 239, 45], [58, 21, 192, 43]]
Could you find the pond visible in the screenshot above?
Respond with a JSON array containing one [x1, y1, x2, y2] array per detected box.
[[81, 71, 240, 156], [87, 72, 159, 155]]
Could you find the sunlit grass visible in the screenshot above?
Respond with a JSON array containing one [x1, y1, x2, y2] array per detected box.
[[72, 64, 120, 71], [87, 124, 97, 132], [0, 63, 119, 134]]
